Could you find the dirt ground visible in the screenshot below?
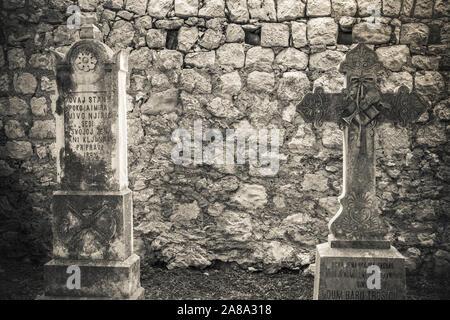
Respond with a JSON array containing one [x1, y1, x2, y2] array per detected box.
[[0, 258, 449, 300]]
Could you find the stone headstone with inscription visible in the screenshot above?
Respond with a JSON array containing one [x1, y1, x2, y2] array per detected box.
[[297, 44, 429, 300], [39, 17, 144, 299]]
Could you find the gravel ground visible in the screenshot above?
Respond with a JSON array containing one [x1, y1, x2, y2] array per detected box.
[[0, 258, 448, 300]]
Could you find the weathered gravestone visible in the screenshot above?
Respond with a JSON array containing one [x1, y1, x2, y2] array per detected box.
[[40, 17, 144, 299], [297, 44, 428, 300]]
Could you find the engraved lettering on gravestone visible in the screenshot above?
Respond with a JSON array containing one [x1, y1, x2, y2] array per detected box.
[[322, 260, 399, 299], [66, 265, 81, 289], [65, 93, 112, 159], [297, 43, 428, 246]]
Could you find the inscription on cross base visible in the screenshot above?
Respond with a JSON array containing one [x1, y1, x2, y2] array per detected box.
[[297, 44, 428, 249]]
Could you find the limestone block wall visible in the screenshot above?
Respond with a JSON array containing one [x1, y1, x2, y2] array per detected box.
[[0, 0, 449, 276]]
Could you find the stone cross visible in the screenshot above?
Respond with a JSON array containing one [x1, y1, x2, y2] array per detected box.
[[40, 16, 144, 300], [297, 43, 428, 249], [297, 44, 428, 300]]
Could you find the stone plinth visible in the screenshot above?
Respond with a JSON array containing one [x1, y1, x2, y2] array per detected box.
[[40, 254, 144, 300], [42, 189, 144, 300], [314, 243, 406, 300]]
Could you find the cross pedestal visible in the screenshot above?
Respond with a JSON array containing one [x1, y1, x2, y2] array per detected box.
[[297, 44, 428, 300]]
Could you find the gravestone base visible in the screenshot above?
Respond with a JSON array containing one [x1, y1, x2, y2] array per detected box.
[[39, 254, 144, 300], [52, 190, 133, 261], [314, 242, 406, 300]]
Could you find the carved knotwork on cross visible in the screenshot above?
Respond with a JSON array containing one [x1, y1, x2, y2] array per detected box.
[[297, 44, 428, 249]]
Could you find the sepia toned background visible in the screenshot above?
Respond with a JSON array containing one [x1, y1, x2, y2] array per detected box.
[[0, 0, 448, 279]]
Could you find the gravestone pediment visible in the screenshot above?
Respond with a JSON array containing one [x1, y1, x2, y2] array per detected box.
[[64, 40, 115, 89]]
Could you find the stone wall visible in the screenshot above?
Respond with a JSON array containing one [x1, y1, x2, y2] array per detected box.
[[0, 0, 449, 276]]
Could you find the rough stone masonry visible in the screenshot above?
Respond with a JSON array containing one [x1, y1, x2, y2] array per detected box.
[[0, 0, 449, 277]]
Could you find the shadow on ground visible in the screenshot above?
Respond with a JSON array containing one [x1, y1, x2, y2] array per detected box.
[[0, 258, 449, 300]]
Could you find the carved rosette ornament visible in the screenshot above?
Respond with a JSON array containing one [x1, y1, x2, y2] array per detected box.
[[296, 44, 429, 245], [74, 50, 97, 72]]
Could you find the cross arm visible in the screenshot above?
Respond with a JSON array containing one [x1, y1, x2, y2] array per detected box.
[[297, 86, 429, 128], [296, 87, 348, 127], [379, 86, 430, 126]]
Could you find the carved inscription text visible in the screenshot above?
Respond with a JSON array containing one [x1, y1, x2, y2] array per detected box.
[[65, 92, 112, 159]]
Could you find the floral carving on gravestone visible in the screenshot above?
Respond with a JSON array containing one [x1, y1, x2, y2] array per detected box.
[[74, 50, 97, 72], [336, 191, 385, 239]]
